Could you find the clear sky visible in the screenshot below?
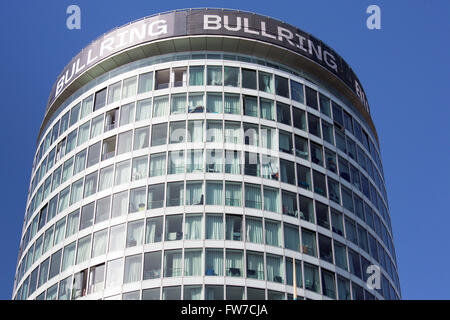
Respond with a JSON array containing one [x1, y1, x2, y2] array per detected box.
[[0, 0, 449, 300]]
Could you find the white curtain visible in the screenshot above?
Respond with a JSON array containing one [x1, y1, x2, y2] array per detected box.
[[184, 250, 202, 276], [266, 255, 283, 282], [70, 180, 83, 205], [169, 151, 184, 174], [261, 156, 277, 180], [167, 182, 184, 206], [189, 66, 204, 86], [207, 67, 222, 85], [124, 255, 142, 283], [224, 94, 240, 114], [112, 192, 128, 217], [260, 99, 274, 120], [226, 251, 243, 276], [108, 224, 125, 252], [187, 150, 203, 173], [185, 215, 202, 240], [62, 242, 76, 271], [171, 94, 186, 114], [225, 183, 241, 206], [150, 153, 166, 177], [188, 120, 203, 142], [80, 96, 93, 118], [145, 217, 162, 243], [134, 128, 149, 150], [206, 150, 222, 173], [247, 253, 264, 280], [122, 77, 137, 99], [244, 96, 258, 117], [66, 211, 79, 237], [153, 95, 169, 118], [245, 184, 261, 209], [130, 188, 146, 213], [246, 218, 263, 244], [92, 230, 107, 257], [90, 116, 103, 138], [207, 121, 223, 142], [76, 236, 91, 263], [132, 156, 148, 181], [114, 161, 130, 186], [284, 226, 299, 251], [206, 182, 222, 206], [186, 182, 203, 205], [206, 250, 223, 276], [261, 127, 274, 149], [225, 123, 241, 144], [138, 72, 153, 94], [74, 152, 86, 174], [127, 221, 144, 247], [188, 93, 204, 112], [99, 166, 113, 191], [165, 251, 183, 277], [265, 221, 281, 247], [225, 151, 241, 174], [207, 93, 222, 113], [136, 98, 151, 121], [264, 187, 279, 213], [206, 215, 223, 240]]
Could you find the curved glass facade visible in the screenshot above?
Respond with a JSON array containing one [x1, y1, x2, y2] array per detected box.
[[13, 51, 400, 300]]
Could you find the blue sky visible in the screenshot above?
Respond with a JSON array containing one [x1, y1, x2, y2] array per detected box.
[[0, 0, 449, 300]]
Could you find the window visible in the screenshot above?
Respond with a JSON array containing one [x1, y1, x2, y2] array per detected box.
[[260, 98, 275, 120], [151, 123, 167, 146], [186, 181, 203, 205], [247, 252, 264, 280], [224, 93, 240, 114], [294, 135, 308, 160], [279, 130, 293, 154], [129, 187, 146, 213], [206, 93, 223, 113], [225, 150, 241, 174], [172, 67, 187, 87], [79, 202, 94, 230], [133, 126, 149, 150], [69, 178, 83, 205], [93, 88, 107, 111], [65, 130, 77, 155], [302, 229, 317, 256], [258, 71, 273, 93], [243, 95, 258, 117], [48, 249, 62, 279], [62, 241, 76, 271], [325, 149, 337, 173], [87, 142, 101, 167], [167, 182, 184, 207], [297, 164, 311, 190], [206, 214, 223, 240], [242, 68, 256, 89], [284, 224, 300, 251], [332, 102, 344, 127], [206, 120, 223, 142], [143, 251, 161, 279], [342, 186, 354, 212], [188, 120, 204, 142], [316, 201, 330, 229], [265, 220, 281, 247], [70, 103, 81, 126], [189, 66, 204, 86], [339, 156, 351, 182], [188, 93, 204, 113], [185, 214, 202, 240], [345, 218, 358, 245], [335, 129, 347, 153], [266, 255, 284, 283], [171, 93, 186, 114], [153, 95, 169, 117], [321, 270, 336, 299], [164, 250, 183, 277], [322, 121, 334, 145], [105, 258, 123, 288], [111, 190, 128, 218], [245, 184, 262, 209], [260, 126, 274, 149], [275, 75, 289, 98], [72, 269, 87, 299], [305, 87, 318, 109], [286, 259, 302, 288], [348, 249, 362, 279], [207, 66, 222, 85], [114, 160, 130, 186], [343, 110, 354, 133], [123, 255, 142, 284], [264, 187, 279, 213], [224, 66, 239, 87], [293, 108, 306, 132], [122, 76, 137, 98], [225, 182, 242, 206], [327, 177, 340, 204], [319, 235, 333, 263], [149, 152, 166, 177], [138, 71, 153, 93], [155, 69, 170, 89], [280, 159, 295, 185], [206, 181, 223, 206], [290, 80, 304, 103], [95, 196, 110, 224], [319, 93, 331, 117], [205, 249, 223, 276], [147, 183, 164, 209], [334, 241, 348, 271], [168, 150, 184, 174], [225, 215, 242, 241], [108, 224, 125, 253], [331, 209, 344, 236], [186, 149, 203, 173], [310, 142, 323, 166], [145, 216, 163, 243], [304, 263, 319, 293], [308, 113, 321, 137], [117, 130, 132, 155], [126, 220, 144, 248], [119, 102, 135, 127], [184, 250, 202, 276], [101, 136, 116, 161], [226, 250, 244, 277], [131, 156, 147, 181], [76, 235, 91, 264], [277, 102, 291, 125], [313, 170, 327, 197], [205, 149, 222, 173], [136, 98, 151, 121]]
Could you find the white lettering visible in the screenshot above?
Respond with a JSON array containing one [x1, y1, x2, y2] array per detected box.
[[55, 76, 65, 96], [224, 16, 241, 31], [324, 50, 338, 72], [86, 49, 98, 65], [75, 58, 85, 73], [277, 27, 295, 46], [204, 15, 221, 30], [129, 24, 146, 43], [148, 20, 167, 36], [261, 21, 276, 39], [244, 18, 259, 35], [116, 30, 129, 48], [64, 63, 76, 84], [308, 39, 323, 61], [295, 34, 308, 52], [100, 37, 114, 57]]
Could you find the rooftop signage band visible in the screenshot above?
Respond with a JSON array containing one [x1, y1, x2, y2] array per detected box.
[[48, 9, 370, 113]]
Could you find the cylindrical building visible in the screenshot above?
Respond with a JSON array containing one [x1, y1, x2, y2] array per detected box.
[[13, 8, 400, 300]]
